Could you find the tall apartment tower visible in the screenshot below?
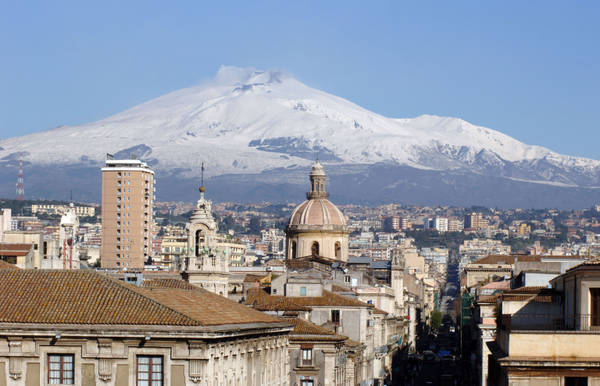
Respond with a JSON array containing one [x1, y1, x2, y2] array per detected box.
[[101, 159, 154, 269]]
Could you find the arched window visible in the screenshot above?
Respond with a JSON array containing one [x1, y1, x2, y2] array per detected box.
[[311, 241, 319, 256], [195, 230, 205, 257], [291, 241, 297, 259], [335, 241, 341, 259]]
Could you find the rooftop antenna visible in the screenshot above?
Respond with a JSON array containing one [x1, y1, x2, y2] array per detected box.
[[70, 190, 73, 202]]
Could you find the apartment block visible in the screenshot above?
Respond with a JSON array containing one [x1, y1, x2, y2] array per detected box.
[[101, 159, 154, 269]]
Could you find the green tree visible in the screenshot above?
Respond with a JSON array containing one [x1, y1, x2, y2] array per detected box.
[[431, 311, 442, 331]]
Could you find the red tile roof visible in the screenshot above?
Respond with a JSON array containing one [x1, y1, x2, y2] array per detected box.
[[143, 278, 198, 290], [0, 259, 19, 270], [289, 290, 372, 308], [246, 288, 312, 312], [284, 317, 346, 341], [0, 270, 282, 327], [0, 243, 32, 257], [372, 307, 388, 315]]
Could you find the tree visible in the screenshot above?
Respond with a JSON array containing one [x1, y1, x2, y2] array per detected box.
[[430, 311, 442, 331]]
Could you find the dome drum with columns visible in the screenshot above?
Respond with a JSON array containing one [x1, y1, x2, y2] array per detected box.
[[286, 161, 349, 261]]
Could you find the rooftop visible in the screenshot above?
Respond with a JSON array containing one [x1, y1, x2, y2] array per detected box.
[[284, 317, 346, 342], [0, 270, 282, 328], [0, 243, 32, 257]]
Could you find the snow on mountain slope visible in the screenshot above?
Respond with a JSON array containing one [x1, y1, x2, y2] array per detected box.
[[1, 66, 598, 185]]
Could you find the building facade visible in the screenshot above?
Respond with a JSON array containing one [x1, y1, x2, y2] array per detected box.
[[0, 270, 291, 386], [100, 159, 154, 269]]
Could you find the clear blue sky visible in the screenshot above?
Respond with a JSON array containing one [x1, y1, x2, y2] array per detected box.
[[1, 1, 599, 158]]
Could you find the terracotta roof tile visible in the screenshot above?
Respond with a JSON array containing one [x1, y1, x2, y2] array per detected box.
[[0, 270, 282, 327], [290, 290, 372, 308], [0, 259, 19, 270], [243, 274, 265, 283], [345, 338, 362, 347], [143, 278, 198, 290], [474, 255, 542, 265], [566, 258, 600, 272], [138, 287, 280, 326], [0, 243, 32, 257], [246, 288, 312, 312], [283, 318, 346, 341], [372, 307, 388, 315], [477, 295, 499, 304], [331, 284, 350, 292]]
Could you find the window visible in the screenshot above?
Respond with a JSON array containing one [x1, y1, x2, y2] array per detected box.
[[136, 355, 163, 386], [291, 241, 297, 259], [300, 286, 307, 296], [311, 241, 319, 256], [48, 354, 74, 384], [301, 380, 314, 386], [591, 288, 600, 327], [565, 377, 588, 386], [301, 348, 313, 366], [331, 310, 340, 325], [344, 275, 351, 283]]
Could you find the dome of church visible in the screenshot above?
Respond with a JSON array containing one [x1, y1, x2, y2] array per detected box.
[[289, 199, 346, 227], [286, 161, 349, 261], [288, 161, 347, 228]]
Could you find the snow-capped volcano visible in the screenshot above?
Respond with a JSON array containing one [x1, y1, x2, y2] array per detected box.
[[1, 66, 599, 207]]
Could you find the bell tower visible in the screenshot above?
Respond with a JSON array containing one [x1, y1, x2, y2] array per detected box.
[[182, 164, 229, 297]]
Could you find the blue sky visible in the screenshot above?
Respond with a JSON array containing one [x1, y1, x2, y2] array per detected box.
[[1, 1, 599, 158]]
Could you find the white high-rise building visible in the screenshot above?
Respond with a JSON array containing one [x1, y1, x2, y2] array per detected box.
[[433, 217, 449, 233]]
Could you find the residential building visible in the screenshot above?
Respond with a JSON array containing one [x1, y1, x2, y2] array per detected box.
[[433, 217, 449, 233], [31, 204, 96, 217], [100, 159, 154, 269], [3, 230, 46, 268], [465, 212, 488, 230], [489, 260, 600, 384], [159, 234, 187, 270], [0, 243, 34, 268]]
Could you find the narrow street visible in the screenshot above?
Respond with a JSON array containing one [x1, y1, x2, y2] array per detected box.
[[395, 253, 473, 385]]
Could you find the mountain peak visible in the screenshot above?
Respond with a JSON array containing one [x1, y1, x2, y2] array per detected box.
[[1, 65, 599, 203], [215, 66, 291, 87]]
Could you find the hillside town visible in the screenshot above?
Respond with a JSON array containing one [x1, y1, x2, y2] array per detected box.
[[1, 159, 600, 385]]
